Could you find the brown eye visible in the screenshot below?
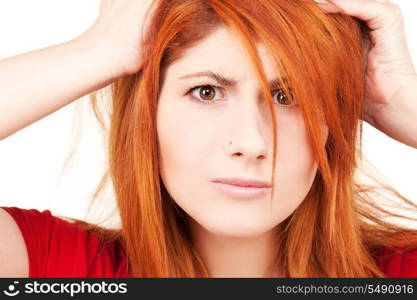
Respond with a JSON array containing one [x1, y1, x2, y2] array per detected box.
[[199, 85, 216, 100], [273, 89, 295, 106], [189, 85, 224, 104]]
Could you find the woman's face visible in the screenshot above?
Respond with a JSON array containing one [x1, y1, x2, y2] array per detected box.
[[157, 26, 328, 238]]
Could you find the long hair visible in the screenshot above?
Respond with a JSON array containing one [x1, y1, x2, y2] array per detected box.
[[74, 0, 417, 277]]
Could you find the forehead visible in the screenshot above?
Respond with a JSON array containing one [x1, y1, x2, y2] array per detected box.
[[165, 26, 281, 82]]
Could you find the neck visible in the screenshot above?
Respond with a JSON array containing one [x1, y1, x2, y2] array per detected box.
[[188, 219, 285, 277]]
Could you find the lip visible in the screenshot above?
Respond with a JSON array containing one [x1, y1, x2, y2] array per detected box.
[[211, 177, 272, 200], [211, 177, 272, 188]]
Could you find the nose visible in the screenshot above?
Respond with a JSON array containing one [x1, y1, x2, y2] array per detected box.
[[227, 100, 270, 161]]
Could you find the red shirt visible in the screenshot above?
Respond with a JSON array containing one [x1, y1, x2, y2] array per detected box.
[[374, 242, 417, 277], [2, 206, 417, 278], [2, 206, 128, 277]]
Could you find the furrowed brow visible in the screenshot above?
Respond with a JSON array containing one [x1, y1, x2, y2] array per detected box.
[[179, 70, 237, 86], [179, 70, 288, 90]]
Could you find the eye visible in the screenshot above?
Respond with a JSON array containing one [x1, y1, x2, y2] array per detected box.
[[186, 84, 297, 108], [272, 88, 296, 106], [188, 85, 224, 104]]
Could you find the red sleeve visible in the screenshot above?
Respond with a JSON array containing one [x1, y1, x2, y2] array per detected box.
[[2, 206, 128, 278], [375, 246, 417, 277]]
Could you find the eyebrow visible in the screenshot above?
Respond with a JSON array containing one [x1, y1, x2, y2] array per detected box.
[[179, 70, 289, 90]]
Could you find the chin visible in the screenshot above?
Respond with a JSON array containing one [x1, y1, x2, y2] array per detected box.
[[201, 216, 275, 238]]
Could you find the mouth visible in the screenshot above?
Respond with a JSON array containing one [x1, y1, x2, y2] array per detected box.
[[211, 177, 272, 200]]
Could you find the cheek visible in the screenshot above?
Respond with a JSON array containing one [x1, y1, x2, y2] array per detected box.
[[273, 117, 328, 220], [276, 115, 317, 182], [156, 96, 216, 196], [265, 114, 319, 221]]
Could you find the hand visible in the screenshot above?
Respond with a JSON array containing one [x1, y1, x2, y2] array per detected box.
[[82, 0, 158, 77], [314, 0, 417, 148]]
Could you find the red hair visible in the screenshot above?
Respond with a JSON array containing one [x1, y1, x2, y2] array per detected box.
[[74, 0, 417, 277]]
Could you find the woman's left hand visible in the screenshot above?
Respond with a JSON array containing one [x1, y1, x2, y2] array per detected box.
[[315, 0, 417, 148]]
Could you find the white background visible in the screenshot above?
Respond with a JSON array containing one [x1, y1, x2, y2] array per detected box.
[[0, 0, 416, 227]]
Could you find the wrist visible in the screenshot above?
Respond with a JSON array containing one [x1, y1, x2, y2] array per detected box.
[[78, 26, 143, 78], [76, 29, 128, 80], [53, 34, 122, 95], [371, 75, 417, 148]]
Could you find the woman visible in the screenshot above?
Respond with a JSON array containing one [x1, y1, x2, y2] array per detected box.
[[1, 0, 417, 277]]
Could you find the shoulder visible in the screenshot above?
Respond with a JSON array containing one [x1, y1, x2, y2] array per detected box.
[[374, 245, 417, 278], [1, 206, 128, 277], [0, 207, 29, 276]]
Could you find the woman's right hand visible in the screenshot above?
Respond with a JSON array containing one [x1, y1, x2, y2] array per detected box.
[[83, 0, 158, 77], [0, 1, 158, 140]]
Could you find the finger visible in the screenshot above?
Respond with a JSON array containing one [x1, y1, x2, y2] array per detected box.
[[313, 0, 403, 31], [313, 0, 340, 12]]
